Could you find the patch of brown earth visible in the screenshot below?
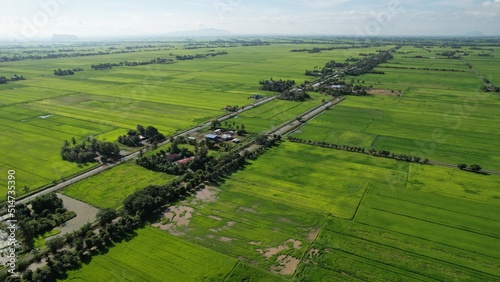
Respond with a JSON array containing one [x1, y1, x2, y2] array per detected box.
[[153, 206, 193, 235], [208, 215, 222, 221], [368, 89, 402, 96], [210, 221, 236, 233], [259, 239, 302, 258], [219, 236, 233, 243], [249, 241, 261, 246], [195, 186, 219, 202], [55, 193, 100, 236], [274, 255, 300, 275], [237, 206, 257, 213], [308, 228, 320, 242]]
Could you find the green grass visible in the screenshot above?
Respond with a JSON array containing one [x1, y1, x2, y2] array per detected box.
[[62, 227, 237, 282], [62, 161, 174, 209]]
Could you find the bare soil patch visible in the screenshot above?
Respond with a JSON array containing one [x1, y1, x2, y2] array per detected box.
[[271, 255, 301, 275], [219, 236, 233, 243], [194, 186, 219, 202], [368, 89, 402, 96], [258, 239, 302, 258], [152, 206, 193, 235], [308, 228, 320, 242], [56, 193, 99, 236]]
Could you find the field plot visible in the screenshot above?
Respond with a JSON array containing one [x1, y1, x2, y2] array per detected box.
[[62, 161, 174, 209], [62, 227, 237, 282], [292, 46, 500, 170], [296, 155, 500, 281]]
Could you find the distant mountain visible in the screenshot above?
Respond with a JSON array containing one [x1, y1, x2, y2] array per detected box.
[[52, 34, 79, 41], [166, 28, 231, 37]]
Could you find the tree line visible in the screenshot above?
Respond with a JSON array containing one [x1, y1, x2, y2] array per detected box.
[[175, 51, 228, 61], [60, 137, 120, 164], [53, 68, 83, 76], [259, 78, 296, 92], [0, 74, 25, 84], [287, 137, 429, 164], [118, 125, 165, 147], [344, 48, 396, 76]]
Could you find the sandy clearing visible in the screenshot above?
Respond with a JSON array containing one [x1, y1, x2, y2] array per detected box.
[[308, 228, 320, 242], [368, 89, 402, 96], [208, 215, 223, 221], [153, 206, 193, 235], [259, 239, 302, 258], [194, 186, 219, 202], [274, 255, 301, 275], [219, 236, 233, 243], [56, 193, 99, 236]]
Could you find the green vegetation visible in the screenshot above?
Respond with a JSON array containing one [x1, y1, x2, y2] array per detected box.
[[62, 227, 237, 282], [62, 161, 174, 209]]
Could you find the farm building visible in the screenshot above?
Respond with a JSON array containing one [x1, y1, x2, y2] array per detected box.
[[221, 134, 232, 141], [232, 138, 240, 143], [205, 134, 219, 142]]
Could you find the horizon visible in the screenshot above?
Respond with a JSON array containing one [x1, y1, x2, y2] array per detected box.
[[1, 0, 500, 42]]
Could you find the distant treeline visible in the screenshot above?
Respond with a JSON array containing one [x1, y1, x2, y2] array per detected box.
[[0, 50, 137, 62], [175, 51, 228, 60], [53, 68, 84, 76], [0, 74, 25, 84], [381, 66, 465, 72], [305, 60, 350, 77], [60, 137, 120, 164], [345, 49, 396, 76], [290, 45, 377, 53], [91, 58, 174, 70]]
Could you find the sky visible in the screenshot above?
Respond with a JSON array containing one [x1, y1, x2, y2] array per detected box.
[[0, 0, 499, 40]]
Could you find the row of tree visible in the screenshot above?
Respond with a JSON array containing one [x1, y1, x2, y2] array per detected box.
[[60, 137, 120, 164], [381, 65, 465, 72], [175, 51, 228, 61], [259, 78, 296, 92], [53, 68, 83, 76], [457, 163, 482, 172], [344, 49, 396, 76], [305, 60, 350, 77], [278, 88, 311, 101], [0, 74, 25, 84], [287, 137, 429, 164]]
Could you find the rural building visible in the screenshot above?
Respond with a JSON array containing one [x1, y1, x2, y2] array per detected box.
[[221, 134, 232, 141], [205, 134, 219, 142], [187, 137, 197, 141], [214, 129, 222, 135], [176, 156, 195, 164], [232, 138, 240, 143], [138, 135, 146, 140]]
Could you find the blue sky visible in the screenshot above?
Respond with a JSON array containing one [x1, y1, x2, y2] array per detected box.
[[1, 0, 499, 40]]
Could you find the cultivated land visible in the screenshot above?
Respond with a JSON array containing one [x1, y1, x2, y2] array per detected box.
[[1, 38, 499, 281], [292, 45, 500, 170]]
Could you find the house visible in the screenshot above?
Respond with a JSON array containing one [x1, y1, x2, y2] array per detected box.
[[138, 135, 147, 140], [214, 129, 222, 135], [205, 134, 219, 142], [187, 137, 197, 141], [221, 134, 232, 141], [232, 138, 240, 143], [176, 156, 195, 164]]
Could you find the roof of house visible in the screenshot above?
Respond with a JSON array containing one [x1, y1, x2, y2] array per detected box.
[[205, 134, 218, 139], [176, 156, 195, 164]]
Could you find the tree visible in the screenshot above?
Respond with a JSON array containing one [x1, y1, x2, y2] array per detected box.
[[210, 119, 221, 130], [97, 208, 118, 226], [457, 163, 467, 170]]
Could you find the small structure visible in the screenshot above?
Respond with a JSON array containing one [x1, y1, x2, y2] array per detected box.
[[249, 94, 263, 99], [214, 129, 222, 135], [221, 134, 232, 141], [205, 134, 219, 142], [138, 135, 147, 140], [166, 153, 180, 162], [176, 156, 195, 164], [232, 138, 240, 143]]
